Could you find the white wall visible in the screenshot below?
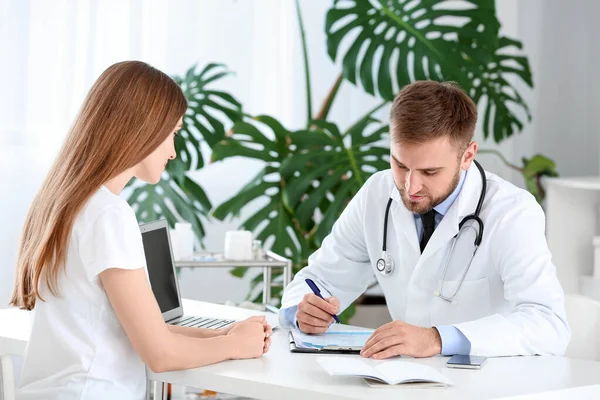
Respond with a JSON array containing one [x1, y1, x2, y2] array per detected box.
[[514, 0, 600, 178], [1, 0, 599, 307]]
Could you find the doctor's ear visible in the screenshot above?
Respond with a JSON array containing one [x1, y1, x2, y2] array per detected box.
[[460, 141, 478, 170]]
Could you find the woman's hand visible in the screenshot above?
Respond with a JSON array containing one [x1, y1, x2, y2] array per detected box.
[[225, 316, 272, 359], [218, 316, 271, 336]]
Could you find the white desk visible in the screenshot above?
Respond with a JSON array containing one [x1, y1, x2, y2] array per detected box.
[[2, 300, 600, 400], [0, 308, 29, 356]]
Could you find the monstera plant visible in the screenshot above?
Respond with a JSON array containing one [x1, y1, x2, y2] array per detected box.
[[128, 0, 548, 320]]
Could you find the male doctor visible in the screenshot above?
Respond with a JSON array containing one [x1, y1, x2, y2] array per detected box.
[[279, 80, 570, 359]]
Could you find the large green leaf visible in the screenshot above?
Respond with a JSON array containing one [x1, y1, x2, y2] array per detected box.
[[326, 0, 499, 99], [213, 113, 391, 258], [286, 118, 390, 245], [174, 63, 243, 169], [326, 0, 533, 143], [456, 37, 533, 142], [127, 63, 243, 243]]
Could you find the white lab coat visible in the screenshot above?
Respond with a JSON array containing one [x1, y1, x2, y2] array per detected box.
[[280, 164, 570, 357]]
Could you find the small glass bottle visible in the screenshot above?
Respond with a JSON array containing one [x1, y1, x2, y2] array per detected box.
[[252, 240, 264, 260], [175, 222, 194, 261]]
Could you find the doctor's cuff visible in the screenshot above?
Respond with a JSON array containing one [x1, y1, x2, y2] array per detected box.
[[434, 325, 472, 356], [281, 305, 299, 329]]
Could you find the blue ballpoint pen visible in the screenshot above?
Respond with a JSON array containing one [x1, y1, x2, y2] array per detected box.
[[304, 278, 341, 323]]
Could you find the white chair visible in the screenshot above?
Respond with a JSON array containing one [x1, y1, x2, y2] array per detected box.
[[564, 294, 600, 361], [0, 354, 16, 400]]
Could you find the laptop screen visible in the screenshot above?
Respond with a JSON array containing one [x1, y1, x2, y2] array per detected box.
[[140, 226, 181, 313]]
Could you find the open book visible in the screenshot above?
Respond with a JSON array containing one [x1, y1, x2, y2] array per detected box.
[[316, 357, 453, 387]]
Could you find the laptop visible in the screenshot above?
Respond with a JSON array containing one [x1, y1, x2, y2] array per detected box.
[[139, 219, 235, 330]]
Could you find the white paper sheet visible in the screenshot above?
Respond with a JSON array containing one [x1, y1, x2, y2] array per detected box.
[[316, 357, 454, 386], [291, 327, 374, 349]]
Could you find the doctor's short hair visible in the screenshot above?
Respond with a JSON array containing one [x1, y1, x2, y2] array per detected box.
[[389, 81, 477, 149]]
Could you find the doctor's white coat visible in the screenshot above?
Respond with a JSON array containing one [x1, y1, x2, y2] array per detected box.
[[280, 164, 570, 357]]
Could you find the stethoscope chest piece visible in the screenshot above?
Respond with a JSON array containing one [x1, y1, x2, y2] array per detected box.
[[376, 252, 394, 275]]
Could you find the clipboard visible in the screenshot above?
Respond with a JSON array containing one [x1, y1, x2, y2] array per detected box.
[[288, 330, 369, 354]]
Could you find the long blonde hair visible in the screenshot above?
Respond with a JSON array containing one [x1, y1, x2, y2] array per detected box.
[[10, 61, 187, 310]]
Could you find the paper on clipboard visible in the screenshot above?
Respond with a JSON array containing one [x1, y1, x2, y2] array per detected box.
[[291, 325, 374, 350]]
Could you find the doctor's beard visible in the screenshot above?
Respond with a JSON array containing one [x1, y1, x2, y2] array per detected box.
[[398, 167, 461, 214]]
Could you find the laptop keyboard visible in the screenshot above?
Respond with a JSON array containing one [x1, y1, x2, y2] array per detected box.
[[169, 315, 235, 330]]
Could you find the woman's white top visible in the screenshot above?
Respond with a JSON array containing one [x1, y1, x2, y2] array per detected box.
[[17, 186, 148, 400]]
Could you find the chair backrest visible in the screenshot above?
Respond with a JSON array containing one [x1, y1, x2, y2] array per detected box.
[[564, 294, 600, 361], [0, 354, 15, 400]]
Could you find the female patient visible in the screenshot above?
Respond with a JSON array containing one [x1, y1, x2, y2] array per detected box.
[[10, 61, 271, 400]]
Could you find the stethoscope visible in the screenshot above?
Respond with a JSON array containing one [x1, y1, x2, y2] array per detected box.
[[376, 160, 487, 304]]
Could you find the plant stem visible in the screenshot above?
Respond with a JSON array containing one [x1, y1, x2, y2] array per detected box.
[[478, 149, 522, 172], [346, 147, 364, 186], [344, 100, 389, 135], [315, 73, 343, 121], [536, 176, 545, 202], [295, 0, 312, 127]]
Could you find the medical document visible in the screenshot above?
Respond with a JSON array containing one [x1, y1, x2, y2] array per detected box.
[[291, 324, 374, 350]]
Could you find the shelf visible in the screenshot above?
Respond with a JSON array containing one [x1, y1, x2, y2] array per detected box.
[[173, 251, 293, 304], [174, 251, 289, 268], [545, 176, 600, 190]]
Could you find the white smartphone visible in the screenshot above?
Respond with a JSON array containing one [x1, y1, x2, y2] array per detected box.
[[446, 355, 487, 369]]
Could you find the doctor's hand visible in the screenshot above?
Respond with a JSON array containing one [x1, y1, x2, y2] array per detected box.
[[296, 293, 340, 334], [360, 320, 442, 359]]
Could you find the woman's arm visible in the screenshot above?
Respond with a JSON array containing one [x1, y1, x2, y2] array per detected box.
[[100, 268, 269, 372], [167, 316, 270, 339], [167, 324, 225, 339]]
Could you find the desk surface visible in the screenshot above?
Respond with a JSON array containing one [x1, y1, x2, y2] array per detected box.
[[2, 300, 600, 400], [0, 307, 29, 356]]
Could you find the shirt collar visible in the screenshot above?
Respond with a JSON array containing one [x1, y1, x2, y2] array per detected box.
[[427, 169, 467, 217]]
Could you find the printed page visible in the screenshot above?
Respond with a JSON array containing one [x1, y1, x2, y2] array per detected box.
[[316, 357, 388, 383], [375, 361, 454, 386], [324, 324, 374, 334], [292, 329, 373, 349]]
